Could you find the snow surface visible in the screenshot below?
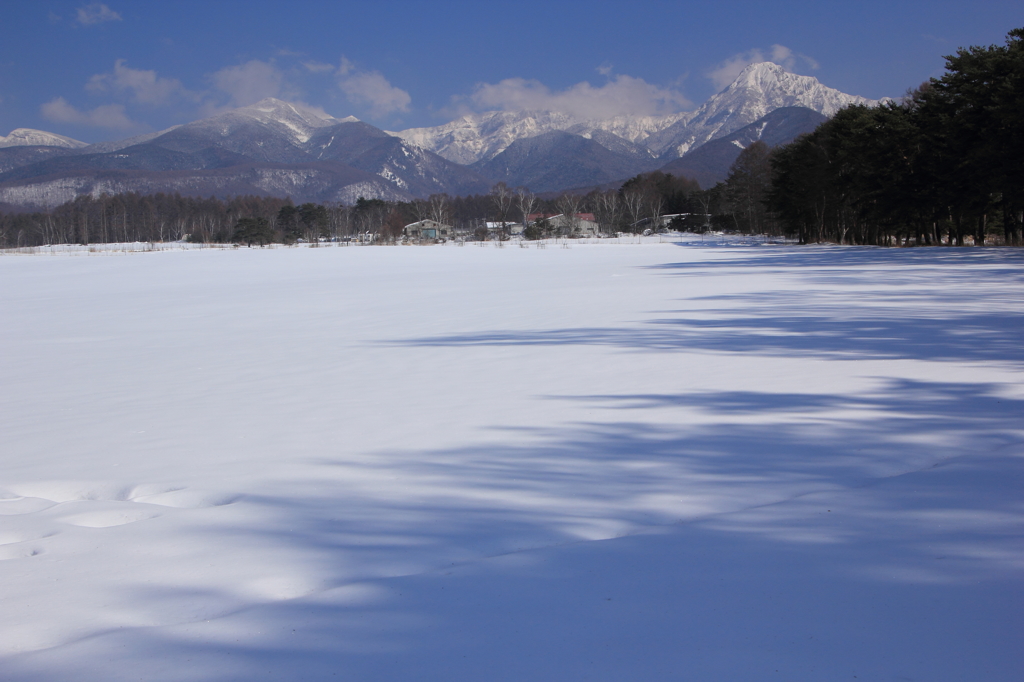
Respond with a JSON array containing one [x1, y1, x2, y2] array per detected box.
[[1, 237, 1022, 681]]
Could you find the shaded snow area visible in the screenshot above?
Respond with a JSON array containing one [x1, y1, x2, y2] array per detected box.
[[1, 241, 1022, 681]]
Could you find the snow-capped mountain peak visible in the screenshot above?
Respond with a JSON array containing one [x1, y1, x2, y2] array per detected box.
[[393, 110, 577, 165], [393, 62, 878, 163], [722, 62, 875, 118], [237, 98, 336, 124], [392, 109, 687, 165], [645, 63, 879, 158], [0, 128, 87, 149], [226, 98, 345, 145]]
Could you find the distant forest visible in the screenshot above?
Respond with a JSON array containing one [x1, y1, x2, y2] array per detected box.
[[1, 29, 1020, 248], [0, 176, 708, 248]]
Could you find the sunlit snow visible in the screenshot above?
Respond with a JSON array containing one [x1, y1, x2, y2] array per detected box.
[[0, 236, 1021, 681]]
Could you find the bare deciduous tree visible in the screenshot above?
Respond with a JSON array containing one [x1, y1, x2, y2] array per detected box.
[[647, 193, 664, 234], [429, 193, 451, 227], [515, 187, 537, 234], [622, 188, 646, 234], [695, 190, 712, 233], [490, 182, 514, 239], [595, 190, 621, 235], [556, 193, 582, 238]]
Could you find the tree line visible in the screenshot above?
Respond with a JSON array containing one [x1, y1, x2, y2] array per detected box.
[[0, 176, 708, 248]]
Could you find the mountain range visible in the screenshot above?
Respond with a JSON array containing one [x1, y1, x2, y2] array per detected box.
[[0, 63, 878, 209]]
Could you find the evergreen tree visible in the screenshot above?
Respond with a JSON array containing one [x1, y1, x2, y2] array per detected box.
[[724, 141, 774, 234], [232, 217, 275, 247]]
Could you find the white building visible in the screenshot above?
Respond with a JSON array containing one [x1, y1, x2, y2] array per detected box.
[[545, 213, 600, 236], [485, 222, 524, 236], [403, 219, 453, 241]]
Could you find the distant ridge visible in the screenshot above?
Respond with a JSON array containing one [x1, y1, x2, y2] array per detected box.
[[392, 62, 877, 164], [659, 106, 829, 188], [392, 110, 682, 165], [0, 128, 86, 149], [472, 130, 661, 193], [0, 98, 489, 207]]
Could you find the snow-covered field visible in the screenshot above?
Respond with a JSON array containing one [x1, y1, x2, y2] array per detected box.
[[1, 239, 1021, 681]]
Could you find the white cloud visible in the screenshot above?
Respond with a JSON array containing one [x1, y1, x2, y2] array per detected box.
[[76, 3, 122, 26], [335, 57, 411, 116], [707, 44, 819, 90], [466, 74, 692, 119], [209, 60, 288, 107], [40, 97, 138, 129], [86, 60, 191, 105], [338, 72, 411, 116], [302, 60, 336, 74]]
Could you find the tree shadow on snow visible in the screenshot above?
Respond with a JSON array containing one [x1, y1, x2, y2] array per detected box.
[[657, 241, 1024, 273], [6, 379, 1023, 681], [389, 311, 1024, 363], [388, 244, 1024, 363], [6, 245, 1024, 681]]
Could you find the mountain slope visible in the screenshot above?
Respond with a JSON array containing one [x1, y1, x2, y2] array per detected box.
[[0, 161, 406, 208], [567, 128, 657, 160], [80, 127, 183, 154], [393, 110, 685, 165], [0, 128, 86, 149], [144, 99, 340, 163], [647, 62, 877, 159], [473, 131, 660, 193], [0, 144, 251, 183], [394, 110, 582, 165], [659, 106, 828, 187], [308, 121, 490, 196], [0, 99, 489, 206], [0, 146, 79, 174]]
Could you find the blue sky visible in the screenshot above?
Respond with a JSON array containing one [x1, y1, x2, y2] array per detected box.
[[1, 1, 1020, 142]]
